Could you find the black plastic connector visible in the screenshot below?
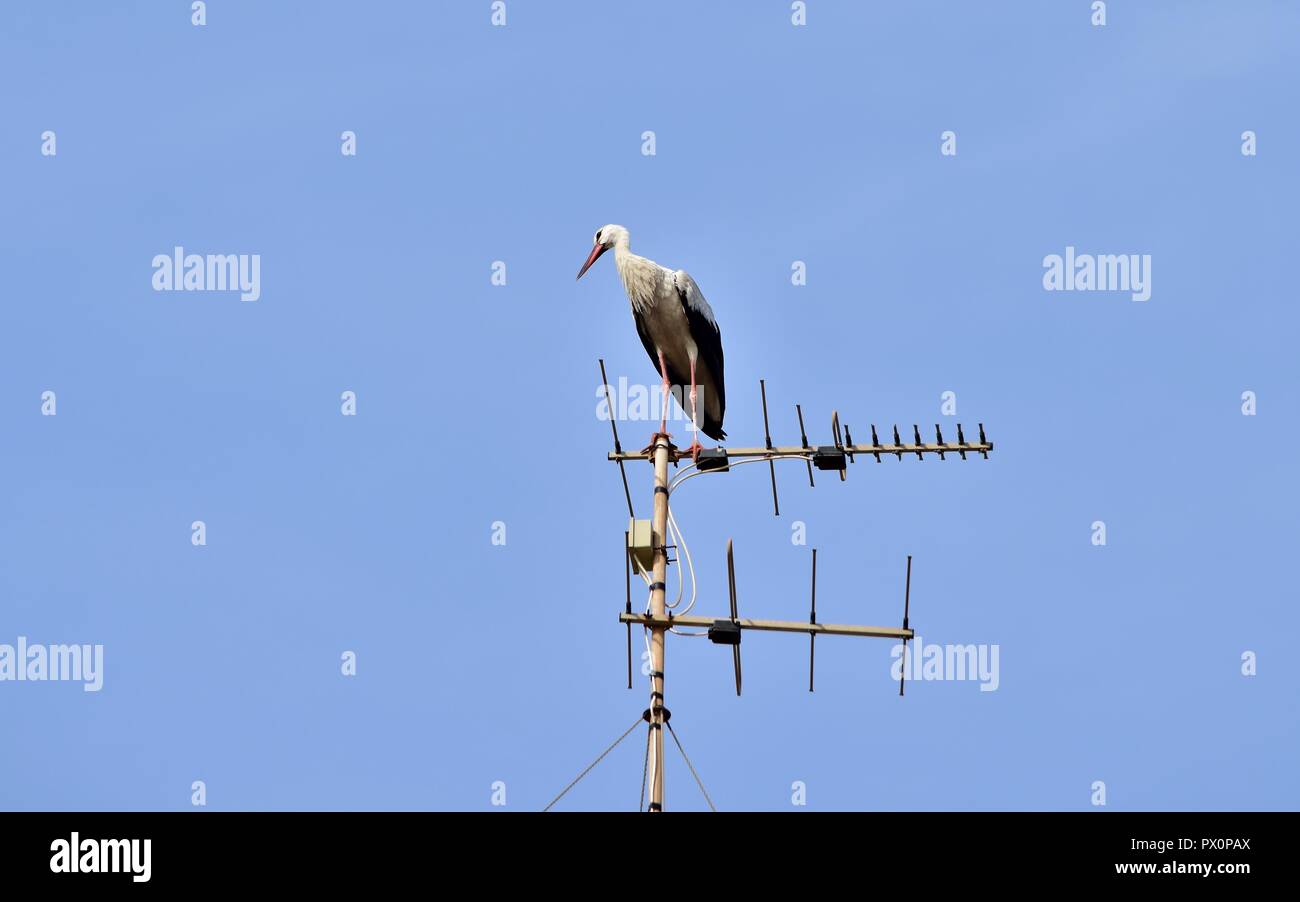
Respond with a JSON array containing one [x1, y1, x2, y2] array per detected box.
[[812, 446, 847, 471], [696, 447, 730, 472], [708, 620, 742, 646]]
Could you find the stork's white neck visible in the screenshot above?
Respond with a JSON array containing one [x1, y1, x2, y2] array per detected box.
[[614, 238, 663, 314], [610, 229, 631, 261]]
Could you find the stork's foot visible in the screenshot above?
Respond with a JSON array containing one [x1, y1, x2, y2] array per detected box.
[[683, 440, 705, 463], [640, 432, 673, 456]]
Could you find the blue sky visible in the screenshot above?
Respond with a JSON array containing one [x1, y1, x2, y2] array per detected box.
[[1, 1, 1297, 811]]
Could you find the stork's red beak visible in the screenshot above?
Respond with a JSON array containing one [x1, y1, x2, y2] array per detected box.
[[576, 243, 607, 280]]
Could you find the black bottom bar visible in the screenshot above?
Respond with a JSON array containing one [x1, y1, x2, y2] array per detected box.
[[0, 811, 1283, 888]]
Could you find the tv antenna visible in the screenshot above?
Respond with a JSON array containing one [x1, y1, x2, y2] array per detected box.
[[543, 360, 994, 812]]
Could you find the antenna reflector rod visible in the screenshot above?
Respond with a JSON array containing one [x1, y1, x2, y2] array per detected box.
[[599, 358, 635, 518], [809, 548, 818, 693], [831, 411, 846, 481], [625, 530, 633, 689], [727, 539, 743, 696], [899, 554, 912, 697], [759, 380, 779, 516]]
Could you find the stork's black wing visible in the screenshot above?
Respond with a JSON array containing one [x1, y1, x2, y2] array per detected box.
[[632, 308, 660, 385], [673, 271, 726, 439]]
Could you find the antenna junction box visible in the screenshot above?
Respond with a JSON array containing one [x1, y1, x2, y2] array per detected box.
[[627, 518, 654, 574], [695, 447, 729, 472]]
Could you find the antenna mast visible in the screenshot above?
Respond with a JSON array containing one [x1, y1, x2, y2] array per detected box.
[[646, 432, 672, 811], [547, 362, 996, 812]]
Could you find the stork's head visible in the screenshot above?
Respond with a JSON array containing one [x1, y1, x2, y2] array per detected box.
[[576, 224, 627, 280]]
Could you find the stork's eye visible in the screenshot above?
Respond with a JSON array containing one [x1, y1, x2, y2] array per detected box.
[[596, 231, 603, 243]]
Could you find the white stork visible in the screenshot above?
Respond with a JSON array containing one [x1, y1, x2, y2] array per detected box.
[[577, 224, 726, 460]]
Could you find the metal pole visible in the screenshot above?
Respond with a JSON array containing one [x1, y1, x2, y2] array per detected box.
[[649, 433, 671, 811]]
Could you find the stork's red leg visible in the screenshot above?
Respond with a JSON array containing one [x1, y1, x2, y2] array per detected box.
[[656, 349, 671, 438], [639, 350, 674, 456], [684, 357, 704, 463]]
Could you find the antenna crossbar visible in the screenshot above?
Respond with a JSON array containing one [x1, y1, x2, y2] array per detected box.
[[608, 440, 991, 463], [619, 612, 912, 640]]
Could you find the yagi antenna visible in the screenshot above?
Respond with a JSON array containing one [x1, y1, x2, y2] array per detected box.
[[604, 373, 994, 477], [629, 542, 914, 701]]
